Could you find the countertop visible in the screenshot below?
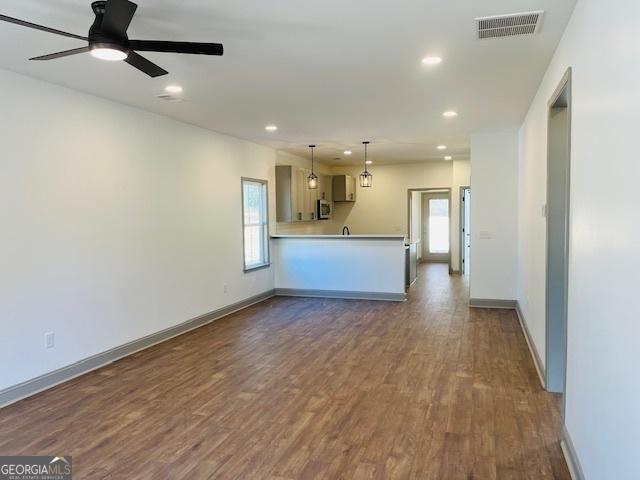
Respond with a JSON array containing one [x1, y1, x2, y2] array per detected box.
[[271, 234, 406, 240]]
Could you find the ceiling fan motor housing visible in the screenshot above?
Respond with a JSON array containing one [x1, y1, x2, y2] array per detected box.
[[0, 0, 223, 77], [89, 1, 130, 54]]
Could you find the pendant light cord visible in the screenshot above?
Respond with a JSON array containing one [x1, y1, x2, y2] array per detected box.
[[309, 144, 316, 174], [364, 141, 369, 173]]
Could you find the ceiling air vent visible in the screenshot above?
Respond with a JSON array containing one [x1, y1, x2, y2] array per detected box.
[[475, 11, 544, 39]]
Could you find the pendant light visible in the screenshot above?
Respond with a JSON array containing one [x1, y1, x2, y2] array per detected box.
[[307, 145, 318, 189], [359, 141, 373, 188]]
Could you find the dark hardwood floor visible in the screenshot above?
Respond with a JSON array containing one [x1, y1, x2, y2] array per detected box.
[[0, 263, 569, 479]]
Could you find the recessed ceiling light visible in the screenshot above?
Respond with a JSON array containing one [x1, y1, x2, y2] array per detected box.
[[165, 85, 183, 94], [344, 150, 352, 155], [421, 56, 442, 65], [437, 145, 447, 150], [443, 111, 457, 117], [90, 47, 128, 61], [444, 156, 452, 160], [365, 160, 373, 165], [265, 125, 278, 132]]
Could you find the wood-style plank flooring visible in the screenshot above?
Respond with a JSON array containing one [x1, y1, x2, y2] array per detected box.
[[0, 264, 569, 479]]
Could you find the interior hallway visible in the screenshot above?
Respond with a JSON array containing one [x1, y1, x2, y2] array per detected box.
[[0, 264, 569, 479]]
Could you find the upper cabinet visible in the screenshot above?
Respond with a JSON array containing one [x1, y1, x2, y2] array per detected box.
[[276, 165, 318, 222], [298, 167, 318, 221], [332, 175, 356, 202], [317, 174, 332, 202]]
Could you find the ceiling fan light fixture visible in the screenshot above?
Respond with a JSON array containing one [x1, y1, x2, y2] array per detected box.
[[1, 0, 223, 77], [90, 46, 128, 61]]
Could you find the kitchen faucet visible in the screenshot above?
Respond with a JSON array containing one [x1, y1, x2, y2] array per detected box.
[[342, 226, 350, 236]]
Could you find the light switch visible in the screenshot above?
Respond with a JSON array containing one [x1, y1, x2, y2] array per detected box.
[[479, 231, 492, 240]]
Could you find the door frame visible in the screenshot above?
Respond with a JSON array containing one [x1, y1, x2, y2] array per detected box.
[[545, 67, 572, 403], [459, 186, 470, 275], [407, 187, 452, 273]]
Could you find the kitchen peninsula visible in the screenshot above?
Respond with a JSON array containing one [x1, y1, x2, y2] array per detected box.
[[271, 234, 408, 301]]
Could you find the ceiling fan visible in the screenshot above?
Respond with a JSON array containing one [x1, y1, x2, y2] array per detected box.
[[0, 0, 224, 77]]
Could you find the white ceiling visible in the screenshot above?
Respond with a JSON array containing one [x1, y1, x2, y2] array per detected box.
[[0, 0, 576, 165]]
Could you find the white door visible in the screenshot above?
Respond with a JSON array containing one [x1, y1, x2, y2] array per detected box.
[[421, 193, 450, 263], [462, 188, 471, 275]]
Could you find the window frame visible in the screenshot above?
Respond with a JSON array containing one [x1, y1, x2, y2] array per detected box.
[[241, 177, 271, 272]]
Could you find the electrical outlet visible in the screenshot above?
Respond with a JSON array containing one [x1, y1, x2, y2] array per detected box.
[[223, 283, 228, 294], [45, 332, 55, 349]]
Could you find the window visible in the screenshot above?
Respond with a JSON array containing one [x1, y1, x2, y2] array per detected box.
[[242, 178, 270, 271], [428, 198, 449, 254]]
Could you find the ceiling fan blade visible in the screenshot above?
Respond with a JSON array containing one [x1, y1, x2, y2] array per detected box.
[[102, 0, 137, 37], [30, 46, 91, 61], [125, 51, 168, 77], [0, 14, 87, 41], [129, 40, 223, 56]]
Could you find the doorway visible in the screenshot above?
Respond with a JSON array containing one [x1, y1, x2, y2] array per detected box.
[[546, 68, 571, 395], [460, 187, 471, 275], [421, 192, 450, 264], [407, 188, 452, 272]]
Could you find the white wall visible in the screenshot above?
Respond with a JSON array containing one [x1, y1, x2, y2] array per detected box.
[[518, 0, 640, 477], [331, 160, 469, 271], [469, 130, 519, 300], [0, 68, 276, 391]]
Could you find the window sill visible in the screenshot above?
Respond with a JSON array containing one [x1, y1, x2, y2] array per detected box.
[[244, 263, 271, 273]]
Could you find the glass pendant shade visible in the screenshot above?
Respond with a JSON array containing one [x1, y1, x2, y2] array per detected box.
[[307, 171, 318, 189], [359, 170, 373, 187], [359, 141, 373, 188], [307, 144, 318, 189]]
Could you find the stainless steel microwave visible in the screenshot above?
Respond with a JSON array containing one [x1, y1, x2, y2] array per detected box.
[[317, 199, 332, 219]]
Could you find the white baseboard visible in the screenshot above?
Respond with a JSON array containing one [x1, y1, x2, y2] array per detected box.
[[561, 425, 586, 480], [515, 300, 547, 389]]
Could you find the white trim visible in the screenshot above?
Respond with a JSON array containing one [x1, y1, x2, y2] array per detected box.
[[561, 424, 586, 480], [516, 301, 546, 389]]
